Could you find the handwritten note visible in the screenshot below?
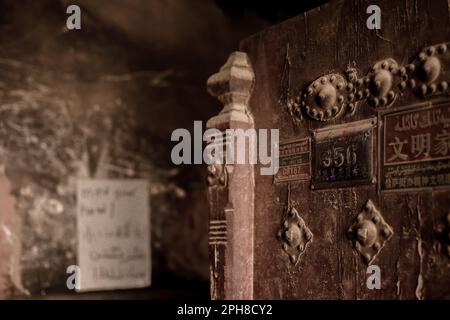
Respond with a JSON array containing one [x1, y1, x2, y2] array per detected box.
[[76, 179, 151, 292]]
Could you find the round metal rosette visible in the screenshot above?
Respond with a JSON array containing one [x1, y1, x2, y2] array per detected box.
[[407, 43, 449, 97], [300, 74, 348, 121], [365, 58, 400, 108]]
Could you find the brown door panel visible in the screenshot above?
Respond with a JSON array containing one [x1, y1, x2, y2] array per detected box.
[[206, 0, 450, 299]]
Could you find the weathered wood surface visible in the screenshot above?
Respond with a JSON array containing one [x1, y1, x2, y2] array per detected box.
[[231, 0, 450, 299]]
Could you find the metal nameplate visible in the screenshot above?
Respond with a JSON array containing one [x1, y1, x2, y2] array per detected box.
[[312, 118, 376, 190], [380, 101, 450, 191], [274, 138, 311, 183]]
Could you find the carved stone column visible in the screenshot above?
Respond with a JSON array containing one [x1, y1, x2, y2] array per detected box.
[[206, 52, 255, 300]]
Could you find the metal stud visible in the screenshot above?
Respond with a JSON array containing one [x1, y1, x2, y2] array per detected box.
[[318, 111, 324, 120], [356, 91, 363, 99], [419, 52, 428, 62], [387, 91, 395, 99], [332, 106, 339, 114], [427, 47, 436, 55], [421, 84, 428, 95], [429, 83, 436, 94], [372, 97, 379, 107]]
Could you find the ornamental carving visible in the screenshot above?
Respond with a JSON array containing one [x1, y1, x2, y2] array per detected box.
[[292, 43, 450, 122], [277, 207, 313, 265], [347, 200, 393, 264]]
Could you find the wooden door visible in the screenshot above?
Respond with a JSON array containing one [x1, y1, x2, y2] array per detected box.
[[206, 0, 450, 299]]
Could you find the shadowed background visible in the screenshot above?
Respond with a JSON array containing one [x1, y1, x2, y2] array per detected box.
[[0, 0, 327, 298]]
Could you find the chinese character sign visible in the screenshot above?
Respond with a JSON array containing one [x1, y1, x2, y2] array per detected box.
[[382, 103, 450, 190]]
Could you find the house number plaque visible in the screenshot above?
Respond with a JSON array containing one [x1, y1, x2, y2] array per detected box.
[[312, 119, 375, 189]]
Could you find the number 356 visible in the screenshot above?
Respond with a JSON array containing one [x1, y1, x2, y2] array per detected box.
[[321, 144, 357, 168]]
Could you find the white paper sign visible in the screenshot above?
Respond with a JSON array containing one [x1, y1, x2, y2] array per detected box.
[[76, 179, 151, 292]]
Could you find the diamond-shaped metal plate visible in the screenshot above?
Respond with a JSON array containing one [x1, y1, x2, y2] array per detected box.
[[277, 207, 313, 265], [347, 200, 393, 264]]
